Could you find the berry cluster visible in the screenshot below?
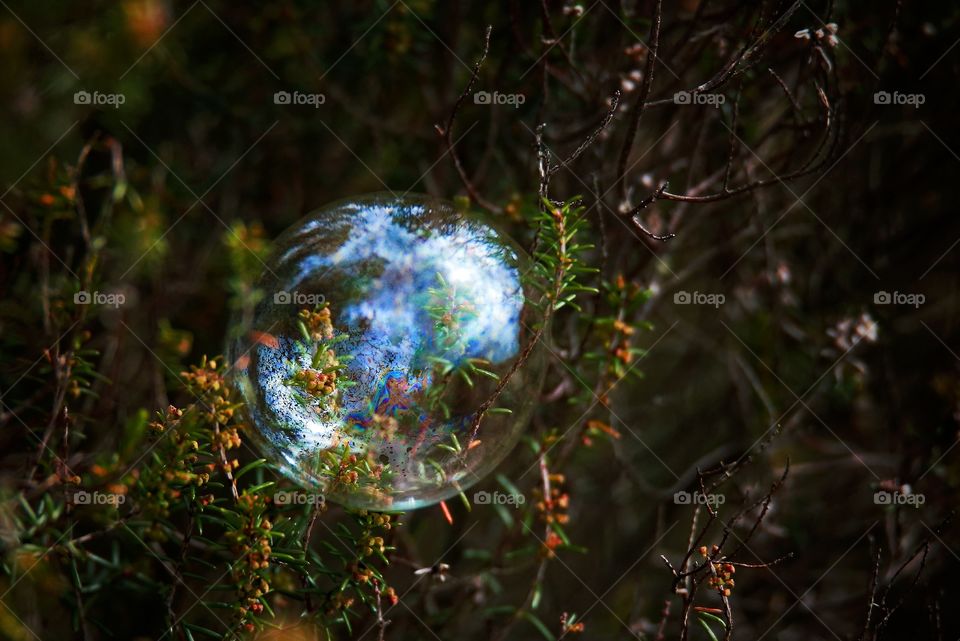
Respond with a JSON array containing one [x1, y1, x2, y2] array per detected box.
[[534, 473, 570, 526], [699, 545, 736, 597], [139, 405, 210, 519], [299, 306, 334, 342], [291, 366, 338, 397], [229, 492, 274, 632]]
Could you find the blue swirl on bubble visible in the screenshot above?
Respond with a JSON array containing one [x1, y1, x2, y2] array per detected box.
[[228, 194, 543, 510]]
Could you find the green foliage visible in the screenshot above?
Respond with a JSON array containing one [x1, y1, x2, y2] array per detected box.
[[0, 38, 654, 641], [527, 198, 599, 314], [5, 3, 951, 640]]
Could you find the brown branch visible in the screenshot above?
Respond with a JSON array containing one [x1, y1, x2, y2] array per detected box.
[[621, 181, 674, 241], [722, 83, 743, 192], [768, 67, 804, 123], [642, 0, 804, 109], [616, 0, 663, 201], [859, 542, 881, 641], [537, 0, 589, 90], [435, 25, 502, 213], [546, 90, 621, 180]]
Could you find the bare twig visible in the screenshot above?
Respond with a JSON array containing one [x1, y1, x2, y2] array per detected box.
[[435, 25, 502, 213], [616, 0, 663, 201]]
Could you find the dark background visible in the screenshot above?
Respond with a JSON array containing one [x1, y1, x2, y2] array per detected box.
[[1, 1, 959, 639]]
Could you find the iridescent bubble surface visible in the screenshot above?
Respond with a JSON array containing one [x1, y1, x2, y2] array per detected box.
[[227, 194, 544, 510]]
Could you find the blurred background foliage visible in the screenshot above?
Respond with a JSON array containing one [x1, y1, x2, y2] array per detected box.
[[1, 0, 960, 639]]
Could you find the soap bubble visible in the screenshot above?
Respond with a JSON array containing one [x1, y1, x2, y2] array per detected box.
[[227, 193, 545, 511]]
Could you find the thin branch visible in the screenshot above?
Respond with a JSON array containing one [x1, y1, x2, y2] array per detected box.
[[435, 25, 502, 213], [623, 180, 674, 241], [616, 0, 663, 201]]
